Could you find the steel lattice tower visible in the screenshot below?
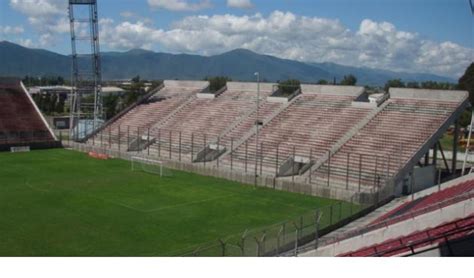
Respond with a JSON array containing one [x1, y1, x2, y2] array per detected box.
[[68, 0, 103, 140]]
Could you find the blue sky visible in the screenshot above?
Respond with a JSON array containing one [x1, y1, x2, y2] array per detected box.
[[0, 0, 473, 78]]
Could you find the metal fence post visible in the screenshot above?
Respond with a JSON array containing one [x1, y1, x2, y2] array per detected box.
[[230, 138, 234, 171], [277, 225, 284, 255], [315, 209, 321, 249], [92, 125, 95, 145], [118, 125, 121, 152], [292, 146, 296, 184], [179, 131, 182, 161], [137, 127, 140, 153], [358, 154, 362, 192], [127, 125, 130, 150], [169, 130, 172, 159], [327, 150, 331, 187], [350, 195, 353, 215], [309, 148, 313, 183], [158, 129, 161, 157], [218, 239, 226, 257], [260, 142, 263, 176], [374, 156, 378, 192], [293, 223, 299, 256], [108, 126, 111, 148], [217, 136, 220, 168], [339, 201, 342, 221], [346, 153, 350, 190], [147, 127, 150, 156], [275, 144, 279, 177], [386, 154, 390, 181], [191, 132, 194, 162], [203, 134, 207, 167], [241, 230, 248, 256], [255, 237, 260, 257], [245, 141, 248, 173], [329, 205, 333, 225]]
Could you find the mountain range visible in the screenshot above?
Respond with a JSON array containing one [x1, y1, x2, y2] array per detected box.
[[0, 40, 456, 86]]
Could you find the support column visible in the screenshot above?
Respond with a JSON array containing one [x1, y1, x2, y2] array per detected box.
[[452, 120, 459, 178], [433, 143, 438, 167]]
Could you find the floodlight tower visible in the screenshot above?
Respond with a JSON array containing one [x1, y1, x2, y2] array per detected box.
[[68, 0, 103, 141]]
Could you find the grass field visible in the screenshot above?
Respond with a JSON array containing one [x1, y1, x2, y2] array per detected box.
[[0, 149, 356, 256]]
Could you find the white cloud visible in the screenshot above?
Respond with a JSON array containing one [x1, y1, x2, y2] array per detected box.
[[120, 11, 136, 18], [9, 0, 69, 46], [17, 38, 33, 48], [227, 0, 253, 9], [0, 25, 24, 36], [102, 12, 471, 78], [8, 2, 471, 78], [147, 0, 212, 11]]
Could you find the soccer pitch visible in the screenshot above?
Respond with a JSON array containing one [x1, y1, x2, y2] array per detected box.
[[0, 149, 356, 256]]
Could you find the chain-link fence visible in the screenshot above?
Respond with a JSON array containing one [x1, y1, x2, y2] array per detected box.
[[165, 199, 370, 257]]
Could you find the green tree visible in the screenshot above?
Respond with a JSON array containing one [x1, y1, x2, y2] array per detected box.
[[340, 74, 357, 85], [103, 94, 120, 120], [459, 63, 474, 105], [317, 79, 328, 85], [204, 76, 231, 93], [131, 75, 140, 83], [406, 81, 419, 88], [278, 79, 301, 96], [384, 79, 405, 92]]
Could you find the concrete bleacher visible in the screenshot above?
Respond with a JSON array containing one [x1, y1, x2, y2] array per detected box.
[[223, 88, 372, 176], [298, 174, 474, 257], [371, 178, 474, 225], [144, 81, 277, 160], [340, 214, 474, 256], [309, 89, 469, 192], [0, 78, 57, 150], [88, 80, 209, 148]]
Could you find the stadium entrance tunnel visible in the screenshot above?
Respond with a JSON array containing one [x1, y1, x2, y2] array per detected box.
[[127, 135, 156, 152], [277, 156, 314, 177], [193, 144, 226, 163]]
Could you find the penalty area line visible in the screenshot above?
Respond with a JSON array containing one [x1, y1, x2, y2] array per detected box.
[[92, 193, 237, 213]]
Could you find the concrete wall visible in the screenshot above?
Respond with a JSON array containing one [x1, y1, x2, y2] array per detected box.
[[196, 93, 216, 99], [66, 142, 366, 203], [226, 81, 276, 92], [351, 101, 376, 108], [163, 80, 209, 89], [301, 84, 365, 98], [389, 88, 468, 102], [300, 197, 474, 256], [267, 96, 289, 103]]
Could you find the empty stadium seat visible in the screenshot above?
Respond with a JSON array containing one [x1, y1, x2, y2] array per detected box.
[[0, 79, 55, 147]]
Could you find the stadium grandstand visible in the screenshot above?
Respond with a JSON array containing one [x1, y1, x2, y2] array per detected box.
[[0, 77, 59, 151], [80, 80, 469, 203]]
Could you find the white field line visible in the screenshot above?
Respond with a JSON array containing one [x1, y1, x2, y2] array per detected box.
[[92, 193, 237, 213]]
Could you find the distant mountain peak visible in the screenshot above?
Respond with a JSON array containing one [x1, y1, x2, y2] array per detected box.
[[125, 48, 154, 55], [220, 48, 258, 56], [0, 41, 455, 85]]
